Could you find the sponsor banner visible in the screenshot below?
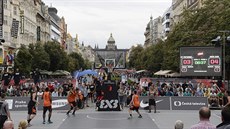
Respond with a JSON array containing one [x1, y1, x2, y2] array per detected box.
[[139, 96, 170, 110], [171, 96, 208, 110], [6, 97, 69, 111], [6, 97, 30, 111], [98, 80, 120, 111]]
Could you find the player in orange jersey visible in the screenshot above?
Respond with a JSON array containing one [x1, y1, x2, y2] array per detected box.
[[67, 87, 77, 115], [128, 90, 142, 119], [42, 87, 53, 124]]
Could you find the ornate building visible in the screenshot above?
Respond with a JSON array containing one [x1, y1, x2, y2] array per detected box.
[[94, 33, 129, 69]]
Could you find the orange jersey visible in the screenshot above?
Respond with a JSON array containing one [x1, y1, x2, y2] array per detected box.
[[43, 91, 51, 107], [133, 94, 140, 107], [67, 90, 77, 103]]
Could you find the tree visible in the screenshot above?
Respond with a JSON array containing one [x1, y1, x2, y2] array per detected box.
[[163, 0, 230, 72], [14, 45, 32, 76], [28, 43, 50, 70], [44, 41, 69, 71], [68, 52, 88, 71], [128, 45, 144, 70]]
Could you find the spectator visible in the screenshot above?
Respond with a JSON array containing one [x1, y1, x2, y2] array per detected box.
[[190, 107, 216, 129], [13, 68, 22, 88], [1, 69, 12, 92], [0, 93, 12, 129], [31, 68, 41, 86], [18, 120, 28, 129], [175, 120, 184, 129], [217, 103, 230, 129], [3, 120, 14, 129]]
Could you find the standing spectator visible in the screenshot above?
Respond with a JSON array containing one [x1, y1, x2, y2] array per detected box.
[[31, 68, 40, 86], [62, 82, 69, 96], [52, 89, 58, 97], [216, 103, 230, 129], [148, 87, 156, 113], [118, 85, 125, 109], [0, 93, 11, 129], [217, 89, 225, 107], [13, 68, 21, 88], [1, 69, 12, 92], [141, 79, 148, 91], [190, 107, 216, 129], [47, 82, 54, 93], [175, 120, 184, 129]]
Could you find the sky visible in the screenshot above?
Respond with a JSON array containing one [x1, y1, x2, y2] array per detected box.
[[42, 0, 172, 49]]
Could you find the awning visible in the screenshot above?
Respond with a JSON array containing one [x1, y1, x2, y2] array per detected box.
[[136, 70, 147, 73], [166, 72, 180, 77], [154, 70, 172, 75]]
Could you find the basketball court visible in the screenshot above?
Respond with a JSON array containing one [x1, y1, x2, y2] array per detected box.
[[10, 105, 222, 129]]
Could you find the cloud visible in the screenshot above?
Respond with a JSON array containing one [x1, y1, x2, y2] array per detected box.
[[43, 0, 172, 48]]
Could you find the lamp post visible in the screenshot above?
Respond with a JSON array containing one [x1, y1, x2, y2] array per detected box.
[[219, 30, 230, 90]]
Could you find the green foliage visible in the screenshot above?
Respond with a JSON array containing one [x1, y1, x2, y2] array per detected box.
[[163, 0, 230, 72], [15, 41, 88, 75], [28, 43, 50, 70], [128, 0, 230, 77], [44, 41, 69, 71], [14, 45, 32, 76], [128, 45, 144, 70]]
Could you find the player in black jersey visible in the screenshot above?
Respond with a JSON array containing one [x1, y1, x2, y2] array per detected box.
[[27, 87, 38, 127]]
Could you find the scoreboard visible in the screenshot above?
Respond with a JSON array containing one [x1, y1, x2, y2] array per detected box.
[[180, 47, 222, 76]]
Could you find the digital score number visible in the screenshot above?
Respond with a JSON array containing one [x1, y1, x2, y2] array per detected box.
[[209, 58, 220, 65], [182, 58, 192, 65]]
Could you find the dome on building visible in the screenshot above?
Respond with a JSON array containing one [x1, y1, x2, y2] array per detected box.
[[107, 33, 115, 44]]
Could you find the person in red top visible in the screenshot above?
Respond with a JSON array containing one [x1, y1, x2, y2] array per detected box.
[[42, 87, 52, 124], [128, 90, 142, 119], [67, 87, 77, 115]]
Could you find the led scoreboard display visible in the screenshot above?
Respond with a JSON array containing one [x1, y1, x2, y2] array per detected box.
[[180, 47, 222, 76]]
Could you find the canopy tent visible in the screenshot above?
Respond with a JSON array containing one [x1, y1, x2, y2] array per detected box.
[[166, 72, 180, 77], [136, 70, 147, 74], [74, 69, 98, 78], [154, 70, 172, 76]]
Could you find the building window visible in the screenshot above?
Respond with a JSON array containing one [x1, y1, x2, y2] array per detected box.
[[166, 22, 170, 28], [166, 13, 170, 20], [13, 6, 17, 15], [3, 32, 8, 41], [3, 0, 7, 9], [3, 15, 7, 25]]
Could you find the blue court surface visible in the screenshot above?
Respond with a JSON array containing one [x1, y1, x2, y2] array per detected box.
[[10, 106, 222, 129]]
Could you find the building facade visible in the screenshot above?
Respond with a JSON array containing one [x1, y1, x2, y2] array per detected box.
[[48, 6, 61, 43], [161, 6, 173, 40], [0, 0, 67, 72], [94, 34, 129, 69], [144, 16, 163, 47]]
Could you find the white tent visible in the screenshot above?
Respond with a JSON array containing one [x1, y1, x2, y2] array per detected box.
[[154, 70, 172, 76]]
